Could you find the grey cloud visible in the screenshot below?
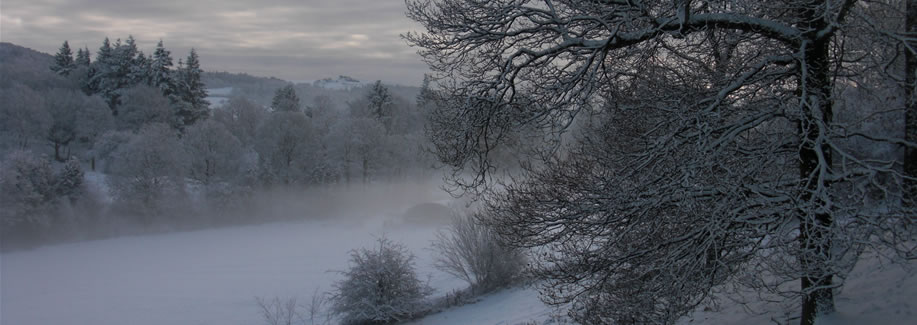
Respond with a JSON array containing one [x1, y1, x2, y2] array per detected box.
[[0, 0, 429, 85]]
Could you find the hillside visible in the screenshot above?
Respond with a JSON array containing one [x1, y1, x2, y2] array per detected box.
[[203, 71, 422, 112], [0, 42, 70, 90]]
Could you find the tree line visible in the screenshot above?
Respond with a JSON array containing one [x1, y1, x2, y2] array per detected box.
[[0, 38, 435, 250]]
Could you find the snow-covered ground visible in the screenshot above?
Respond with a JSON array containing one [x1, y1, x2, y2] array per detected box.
[[0, 197, 470, 325], [2, 192, 914, 325]]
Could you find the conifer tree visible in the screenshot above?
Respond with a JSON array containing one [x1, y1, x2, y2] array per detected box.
[[130, 51, 151, 85], [50, 41, 75, 75], [149, 40, 177, 98], [270, 84, 301, 112], [75, 47, 91, 67], [88, 37, 121, 112], [174, 49, 209, 127], [366, 80, 393, 132]]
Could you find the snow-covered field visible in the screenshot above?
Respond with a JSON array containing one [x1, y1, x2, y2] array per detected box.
[[0, 216, 463, 325], [2, 192, 914, 325]]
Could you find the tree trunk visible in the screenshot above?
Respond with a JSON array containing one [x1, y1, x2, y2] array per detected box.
[[362, 158, 369, 185], [54, 142, 61, 162], [798, 1, 836, 324], [906, 0, 917, 195]]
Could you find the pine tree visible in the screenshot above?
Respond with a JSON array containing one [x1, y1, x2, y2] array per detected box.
[[113, 36, 140, 88], [50, 41, 75, 76], [88, 37, 120, 112], [270, 84, 301, 112], [366, 80, 393, 132], [149, 40, 177, 98], [174, 49, 209, 127], [129, 51, 151, 85], [75, 47, 91, 67]]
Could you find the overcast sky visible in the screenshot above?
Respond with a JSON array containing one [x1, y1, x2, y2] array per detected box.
[[1, 0, 430, 85]]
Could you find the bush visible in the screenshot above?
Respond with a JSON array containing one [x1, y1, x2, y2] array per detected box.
[[331, 237, 431, 325], [432, 212, 526, 293]]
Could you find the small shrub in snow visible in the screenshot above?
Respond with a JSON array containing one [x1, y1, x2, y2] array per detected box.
[[255, 290, 330, 325], [256, 296, 301, 325], [331, 237, 432, 325], [432, 212, 526, 293]]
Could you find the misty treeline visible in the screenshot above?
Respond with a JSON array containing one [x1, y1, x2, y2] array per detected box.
[[406, 1, 917, 325], [0, 38, 436, 250]]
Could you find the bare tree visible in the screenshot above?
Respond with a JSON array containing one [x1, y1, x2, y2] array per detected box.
[[255, 296, 302, 325], [406, 1, 917, 324], [432, 212, 526, 293]]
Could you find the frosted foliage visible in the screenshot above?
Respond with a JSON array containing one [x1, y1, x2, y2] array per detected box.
[[107, 123, 188, 217], [214, 97, 267, 146], [0, 85, 51, 150], [0, 150, 55, 228], [117, 85, 173, 130], [254, 112, 317, 185], [183, 119, 243, 184], [331, 237, 431, 325], [271, 84, 301, 112]]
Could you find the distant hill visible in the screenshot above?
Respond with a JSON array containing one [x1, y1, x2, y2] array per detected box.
[[203, 71, 421, 111], [0, 42, 71, 90], [0, 42, 54, 66]]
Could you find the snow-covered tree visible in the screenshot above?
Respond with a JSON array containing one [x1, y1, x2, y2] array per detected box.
[[45, 88, 82, 161], [331, 237, 431, 325], [174, 48, 209, 127], [213, 96, 267, 146], [129, 51, 151, 86], [254, 111, 317, 186], [148, 40, 176, 98], [108, 123, 189, 222], [270, 84, 301, 112], [0, 150, 56, 241], [87, 37, 121, 112], [75, 47, 91, 68], [406, 1, 917, 324], [183, 119, 243, 184], [364, 80, 394, 132], [50, 41, 75, 76], [54, 156, 84, 201], [0, 84, 51, 151], [116, 85, 174, 130]]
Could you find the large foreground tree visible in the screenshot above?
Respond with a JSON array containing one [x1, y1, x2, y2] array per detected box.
[[406, 1, 917, 324]]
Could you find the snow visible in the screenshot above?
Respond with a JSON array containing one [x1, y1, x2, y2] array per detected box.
[[208, 87, 233, 96], [0, 205, 465, 325], [206, 87, 233, 108], [2, 191, 914, 325], [404, 287, 560, 325]]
